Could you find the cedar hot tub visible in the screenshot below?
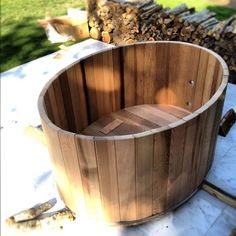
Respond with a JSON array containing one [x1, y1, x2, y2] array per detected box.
[[38, 41, 228, 224]]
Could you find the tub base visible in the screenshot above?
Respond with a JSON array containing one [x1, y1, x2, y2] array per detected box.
[[82, 104, 191, 136]]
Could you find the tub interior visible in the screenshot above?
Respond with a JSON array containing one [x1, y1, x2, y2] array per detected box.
[[43, 43, 224, 136]]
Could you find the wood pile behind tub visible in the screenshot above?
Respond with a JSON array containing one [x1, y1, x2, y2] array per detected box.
[[88, 0, 236, 82]]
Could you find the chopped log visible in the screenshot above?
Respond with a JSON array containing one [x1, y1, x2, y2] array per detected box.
[[6, 208, 75, 231], [6, 198, 57, 223], [90, 27, 101, 39], [102, 31, 111, 43], [88, 1, 236, 79], [165, 3, 188, 17]]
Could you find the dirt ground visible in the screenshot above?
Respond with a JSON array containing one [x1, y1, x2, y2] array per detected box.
[[209, 0, 236, 8]]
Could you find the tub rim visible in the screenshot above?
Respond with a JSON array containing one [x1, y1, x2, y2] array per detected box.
[[38, 41, 229, 141]]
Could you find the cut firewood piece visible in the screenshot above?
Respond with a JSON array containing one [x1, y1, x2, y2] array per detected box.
[[202, 180, 236, 208], [165, 3, 188, 17], [6, 208, 75, 231], [176, 8, 195, 23], [197, 17, 219, 30], [102, 31, 111, 43], [90, 27, 101, 39], [87, 1, 236, 74], [6, 198, 57, 223]]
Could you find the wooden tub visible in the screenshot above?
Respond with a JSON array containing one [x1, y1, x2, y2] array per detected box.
[[38, 41, 228, 224]]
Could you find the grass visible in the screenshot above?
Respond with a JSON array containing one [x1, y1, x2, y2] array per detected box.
[[1, 0, 236, 73], [0, 0, 85, 73]]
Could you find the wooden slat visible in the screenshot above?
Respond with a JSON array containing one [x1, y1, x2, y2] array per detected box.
[[143, 44, 157, 104], [206, 92, 225, 171], [167, 124, 186, 207], [180, 117, 198, 197], [112, 109, 158, 130], [46, 85, 62, 128], [74, 137, 104, 220], [40, 119, 71, 207], [95, 140, 120, 222], [125, 105, 178, 126], [152, 131, 170, 214], [202, 54, 217, 104], [154, 104, 191, 118], [115, 139, 137, 221], [191, 110, 208, 189], [58, 72, 76, 132], [154, 43, 169, 104], [82, 104, 190, 136], [51, 79, 69, 130], [83, 56, 98, 123], [135, 135, 153, 219], [192, 49, 209, 111], [197, 101, 218, 183], [67, 64, 88, 132], [135, 44, 145, 105], [43, 90, 54, 123], [111, 48, 122, 111], [100, 119, 123, 134], [168, 44, 200, 111], [123, 46, 136, 107], [58, 131, 86, 214]]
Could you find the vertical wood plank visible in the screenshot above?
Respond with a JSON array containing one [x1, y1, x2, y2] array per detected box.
[[202, 55, 217, 104], [152, 131, 170, 214], [111, 48, 122, 111], [52, 79, 69, 130], [206, 92, 226, 171], [75, 137, 104, 220], [44, 90, 54, 123], [58, 131, 86, 214], [181, 118, 199, 197], [143, 44, 157, 104], [46, 84, 62, 128], [197, 102, 218, 184], [41, 119, 71, 207], [168, 44, 200, 111], [95, 140, 120, 222], [192, 50, 209, 111], [123, 46, 136, 107], [115, 139, 136, 221], [155, 43, 169, 104], [135, 44, 145, 105], [190, 110, 208, 189], [58, 72, 76, 132], [83, 57, 98, 122], [67, 64, 88, 132], [135, 135, 153, 219], [167, 124, 186, 207]]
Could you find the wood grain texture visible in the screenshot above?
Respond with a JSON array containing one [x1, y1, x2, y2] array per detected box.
[[115, 139, 137, 221], [66, 64, 88, 132], [74, 137, 104, 220], [135, 135, 153, 219], [39, 41, 228, 224], [58, 131, 86, 214], [82, 104, 189, 136], [95, 140, 120, 222], [152, 131, 170, 214]]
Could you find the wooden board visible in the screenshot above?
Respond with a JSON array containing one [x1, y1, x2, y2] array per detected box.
[[82, 104, 190, 136]]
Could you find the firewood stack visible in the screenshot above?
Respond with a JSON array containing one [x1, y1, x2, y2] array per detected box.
[[87, 0, 236, 80]]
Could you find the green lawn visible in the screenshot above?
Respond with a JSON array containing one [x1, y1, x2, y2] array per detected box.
[[1, 0, 235, 73], [0, 0, 85, 73]]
